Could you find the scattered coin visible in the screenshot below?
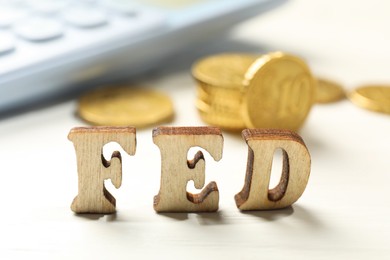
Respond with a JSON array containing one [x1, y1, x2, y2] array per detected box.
[[348, 85, 390, 114], [78, 85, 174, 127], [316, 78, 345, 104], [242, 52, 316, 131]]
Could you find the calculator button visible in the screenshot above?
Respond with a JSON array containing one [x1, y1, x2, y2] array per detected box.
[[63, 7, 107, 28], [0, 33, 15, 55], [14, 17, 63, 41], [0, 6, 27, 28]]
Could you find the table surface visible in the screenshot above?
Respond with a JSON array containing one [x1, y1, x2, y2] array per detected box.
[[1, 0, 390, 259]]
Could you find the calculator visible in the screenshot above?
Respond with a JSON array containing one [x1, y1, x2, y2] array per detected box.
[[0, 0, 285, 112]]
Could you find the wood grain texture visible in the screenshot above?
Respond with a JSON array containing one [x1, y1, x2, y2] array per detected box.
[[68, 126, 136, 214], [153, 126, 223, 212], [235, 129, 311, 210]]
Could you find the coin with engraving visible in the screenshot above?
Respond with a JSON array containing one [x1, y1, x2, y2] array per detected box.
[[348, 85, 390, 114], [242, 52, 316, 131], [316, 78, 345, 103], [78, 85, 174, 127]]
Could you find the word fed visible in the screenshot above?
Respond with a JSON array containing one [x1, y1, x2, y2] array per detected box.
[[68, 126, 311, 214]]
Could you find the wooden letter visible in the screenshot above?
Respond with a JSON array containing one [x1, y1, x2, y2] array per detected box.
[[153, 126, 223, 212], [68, 126, 136, 214], [235, 129, 311, 210]]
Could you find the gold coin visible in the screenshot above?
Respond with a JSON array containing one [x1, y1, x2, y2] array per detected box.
[[348, 85, 390, 114], [242, 52, 316, 131], [316, 78, 345, 103], [78, 85, 174, 127], [192, 53, 258, 88]]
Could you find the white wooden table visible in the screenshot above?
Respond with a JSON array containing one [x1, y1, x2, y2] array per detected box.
[[1, 0, 389, 258]]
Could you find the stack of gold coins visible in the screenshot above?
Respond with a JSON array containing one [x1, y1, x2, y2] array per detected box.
[[192, 52, 317, 132], [192, 53, 258, 131]]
